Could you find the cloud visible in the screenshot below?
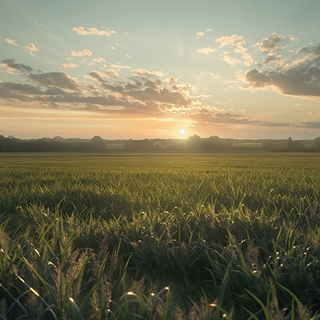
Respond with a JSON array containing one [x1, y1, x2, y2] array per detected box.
[[71, 49, 92, 57], [0, 60, 299, 130], [197, 46, 216, 54], [214, 34, 255, 66], [144, 80, 161, 89], [0, 82, 43, 97], [196, 32, 204, 38], [299, 121, 320, 128], [263, 54, 283, 64], [210, 73, 220, 79], [1, 59, 33, 73], [126, 87, 194, 105], [88, 57, 106, 66], [28, 72, 80, 91], [60, 63, 79, 69], [104, 69, 119, 78], [196, 29, 213, 38], [110, 63, 131, 70], [132, 69, 165, 80], [25, 43, 39, 55], [216, 34, 246, 53], [298, 43, 320, 56], [243, 55, 320, 97], [254, 33, 287, 53], [221, 54, 242, 66], [87, 71, 105, 83], [5, 38, 17, 46], [125, 81, 142, 90], [73, 26, 116, 36]]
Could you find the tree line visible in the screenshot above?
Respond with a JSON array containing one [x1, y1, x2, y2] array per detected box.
[[1, 134, 320, 152], [0, 135, 106, 152]]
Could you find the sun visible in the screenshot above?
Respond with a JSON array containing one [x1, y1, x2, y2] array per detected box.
[[179, 128, 186, 135]]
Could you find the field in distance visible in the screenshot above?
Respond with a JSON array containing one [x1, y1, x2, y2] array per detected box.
[[1, 153, 320, 318]]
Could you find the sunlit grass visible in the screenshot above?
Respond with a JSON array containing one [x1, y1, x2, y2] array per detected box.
[[1, 153, 320, 318]]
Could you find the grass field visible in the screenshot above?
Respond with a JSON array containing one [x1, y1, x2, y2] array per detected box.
[[1, 152, 320, 319]]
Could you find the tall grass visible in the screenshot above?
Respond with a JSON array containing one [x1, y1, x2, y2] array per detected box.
[[1, 153, 320, 318]]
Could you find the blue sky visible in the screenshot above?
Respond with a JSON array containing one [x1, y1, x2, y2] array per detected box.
[[1, 0, 320, 139]]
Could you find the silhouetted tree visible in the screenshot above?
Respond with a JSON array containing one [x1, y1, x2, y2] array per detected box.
[[288, 137, 293, 150], [186, 134, 202, 151], [90, 136, 107, 151], [312, 137, 320, 150], [288, 137, 305, 151], [261, 139, 275, 150]]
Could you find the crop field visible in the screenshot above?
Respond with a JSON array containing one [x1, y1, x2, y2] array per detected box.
[[1, 153, 320, 319]]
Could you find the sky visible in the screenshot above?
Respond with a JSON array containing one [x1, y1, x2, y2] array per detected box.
[[1, 0, 320, 140]]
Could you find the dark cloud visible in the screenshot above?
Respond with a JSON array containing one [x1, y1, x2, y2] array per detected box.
[[144, 80, 159, 89], [101, 83, 125, 93], [259, 122, 290, 127], [263, 54, 282, 64], [28, 72, 79, 91], [88, 72, 105, 83], [126, 87, 194, 105], [255, 33, 286, 53], [125, 81, 142, 90], [181, 110, 289, 127], [299, 121, 320, 128], [244, 52, 320, 97], [0, 60, 199, 115], [298, 43, 320, 55], [1, 59, 33, 73], [0, 82, 42, 96]]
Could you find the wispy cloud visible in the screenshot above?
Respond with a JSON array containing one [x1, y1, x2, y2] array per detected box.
[[196, 28, 213, 38], [60, 63, 79, 69], [216, 34, 246, 53], [71, 49, 92, 57], [25, 43, 39, 55], [88, 57, 106, 66], [110, 63, 131, 70], [299, 121, 320, 128], [221, 55, 242, 66], [5, 38, 18, 46], [196, 32, 204, 38], [197, 46, 216, 54], [73, 26, 116, 36]]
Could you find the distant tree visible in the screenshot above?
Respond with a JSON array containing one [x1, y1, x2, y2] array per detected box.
[[287, 137, 293, 150], [3, 136, 21, 151], [288, 137, 306, 151], [311, 137, 320, 150], [186, 134, 202, 151], [261, 139, 275, 150], [90, 136, 107, 151], [0, 135, 4, 152]]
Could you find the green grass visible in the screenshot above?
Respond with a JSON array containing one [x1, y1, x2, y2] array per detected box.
[[1, 153, 320, 319]]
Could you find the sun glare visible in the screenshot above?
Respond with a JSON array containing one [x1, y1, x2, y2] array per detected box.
[[179, 128, 186, 135]]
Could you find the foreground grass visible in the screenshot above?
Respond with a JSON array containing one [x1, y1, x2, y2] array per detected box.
[[1, 153, 320, 319]]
